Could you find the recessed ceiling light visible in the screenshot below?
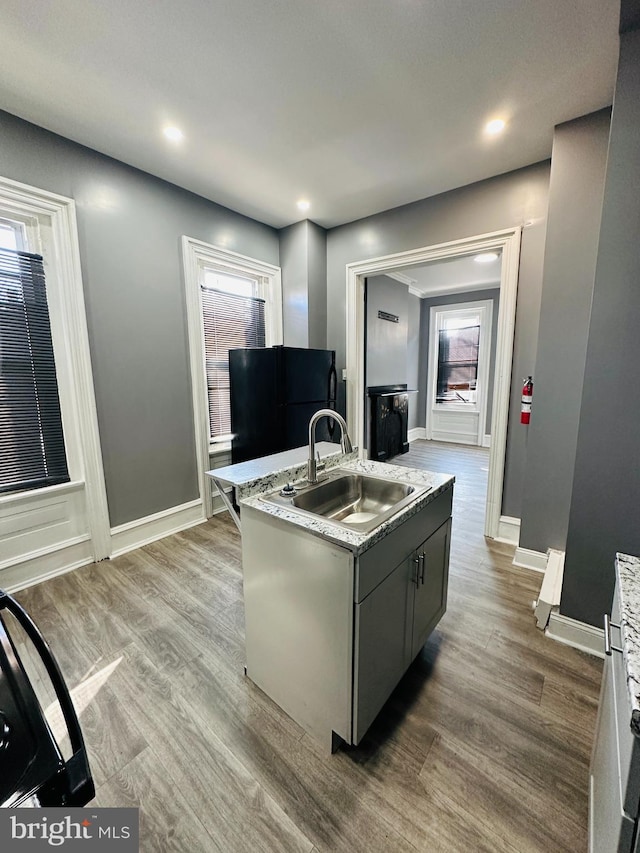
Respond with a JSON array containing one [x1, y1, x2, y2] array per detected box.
[[296, 200, 311, 212], [485, 118, 506, 136], [163, 126, 184, 143], [474, 252, 499, 263]]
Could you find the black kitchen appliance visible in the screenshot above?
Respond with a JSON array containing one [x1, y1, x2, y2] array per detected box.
[[229, 345, 338, 463], [0, 589, 94, 807], [367, 384, 411, 461]]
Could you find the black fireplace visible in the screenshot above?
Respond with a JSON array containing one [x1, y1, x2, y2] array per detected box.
[[367, 384, 410, 461]]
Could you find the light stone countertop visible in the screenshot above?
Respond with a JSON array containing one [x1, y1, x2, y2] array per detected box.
[[207, 442, 355, 501], [241, 457, 454, 556], [615, 553, 640, 736]]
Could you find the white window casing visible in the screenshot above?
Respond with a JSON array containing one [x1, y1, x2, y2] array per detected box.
[[182, 236, 282, 518], [0, 175, 110, 590]]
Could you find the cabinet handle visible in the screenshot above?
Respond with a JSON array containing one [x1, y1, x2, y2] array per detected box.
[[419, 553, 426, 585], [604, 613, 623, 656], [412, 557, 421, 586]]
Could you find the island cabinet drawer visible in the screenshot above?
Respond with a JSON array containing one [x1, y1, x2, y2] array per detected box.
[[355, 486, 452, 603]]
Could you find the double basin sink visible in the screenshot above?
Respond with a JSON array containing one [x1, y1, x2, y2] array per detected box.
[[261, 467, 430, 534]]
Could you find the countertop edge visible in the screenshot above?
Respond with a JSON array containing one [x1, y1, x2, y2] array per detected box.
[[241, 458, 455, 556], [615, 552, 640, 737]]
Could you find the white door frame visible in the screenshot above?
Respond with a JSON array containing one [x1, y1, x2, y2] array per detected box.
[[426, 300, 493, 445], [345, 227, 521, 539]]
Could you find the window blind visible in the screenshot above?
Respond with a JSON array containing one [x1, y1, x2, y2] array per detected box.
[[0, 248, 70, 494], [436, 324, 480, 401], [200, 287, 265, 440]]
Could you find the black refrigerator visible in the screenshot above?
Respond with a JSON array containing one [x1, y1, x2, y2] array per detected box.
[[229, 346, 338, 463]]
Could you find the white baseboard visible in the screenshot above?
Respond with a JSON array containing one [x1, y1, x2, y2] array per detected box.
[[0, 535, 94, 594], [546, 611, 604, 659], [110, 499, 206, 558], [482, 434, 491, 448], [408, 427, 427, 442], [495, 515, 521, 545], [513, 546, 547, 573]]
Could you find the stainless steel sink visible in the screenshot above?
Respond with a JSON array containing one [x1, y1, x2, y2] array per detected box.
[[261, 469, 430, 533]]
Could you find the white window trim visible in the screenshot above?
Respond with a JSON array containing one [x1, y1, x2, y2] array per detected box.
[[182, 236, 282, 518], [0, 174, 111, 560], [426, 300, 493, 440]]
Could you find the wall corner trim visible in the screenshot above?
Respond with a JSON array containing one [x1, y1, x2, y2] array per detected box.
[[110, 499, 206, 558], [513, 545, 547, 572], [546, 611, 604, 659], [495, 515, 521, 545], [408, 427, 427, 442]]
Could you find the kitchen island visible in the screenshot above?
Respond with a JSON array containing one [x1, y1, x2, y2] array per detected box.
[[238, 455, 454, 752]]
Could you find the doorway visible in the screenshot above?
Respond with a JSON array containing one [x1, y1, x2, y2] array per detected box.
[[345, 228, 521, 540]]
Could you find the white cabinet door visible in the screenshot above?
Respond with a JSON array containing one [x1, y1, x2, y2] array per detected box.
[[590, 653, 636, 853]]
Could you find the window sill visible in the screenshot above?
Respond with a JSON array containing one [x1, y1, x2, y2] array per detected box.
[[209, 441, 232, 459], [0, 479, 86, 509], [434, 402, 480, 412]]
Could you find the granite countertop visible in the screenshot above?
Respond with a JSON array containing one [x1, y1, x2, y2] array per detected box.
[[615, 553, 640, 736], [241, 457, 454, 556], [207, 443, 358, 501]]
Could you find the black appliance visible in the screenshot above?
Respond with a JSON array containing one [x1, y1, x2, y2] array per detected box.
[[229, 346, 338, 463], [367, 384, 410, 461], [0, 589, 94, 807]]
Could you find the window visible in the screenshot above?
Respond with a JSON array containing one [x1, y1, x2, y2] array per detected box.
[[0, 229, 70, 495], [182, 236, 282, 518], [0, 218, 25, 252], [200, 270, 266, 442], [0, 177, 110, 576], [436, 319, 481, 404]]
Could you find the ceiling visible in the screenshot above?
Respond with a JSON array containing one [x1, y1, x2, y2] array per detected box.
[[0, 0, 620, 229], [378, 252, 502, 298]]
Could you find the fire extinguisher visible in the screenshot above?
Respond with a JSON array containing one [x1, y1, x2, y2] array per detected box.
[[521, 376, 533, 424]]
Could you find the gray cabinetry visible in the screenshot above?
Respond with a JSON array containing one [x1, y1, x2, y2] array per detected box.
[[353, 496, 452, 745], [242, 485, 453, 752], [354, 518, 451, 743], [412, 519, 451, 658], [354, 553, 411, 742], [590, 585, 640, 852]]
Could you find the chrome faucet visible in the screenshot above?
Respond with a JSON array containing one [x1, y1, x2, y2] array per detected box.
[[307, 409, 353, 484]]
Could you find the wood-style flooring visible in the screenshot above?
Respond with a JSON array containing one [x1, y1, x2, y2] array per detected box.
[[13, 440, 602, 852]]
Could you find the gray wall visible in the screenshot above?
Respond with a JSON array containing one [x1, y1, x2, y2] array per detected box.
[[407, 292, 421, 431], [307, 221, 327, 349], [365, 275, 409, 387], [0, 109, 279, 528], [519, 110, 610, 556], [562, 25, 640, 626], [279, 220, 309, 347], [417, 288, 500, 436], [279, 219, 327, 348], [326, 163, 550, 518], [364, 275, 410, 452]]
